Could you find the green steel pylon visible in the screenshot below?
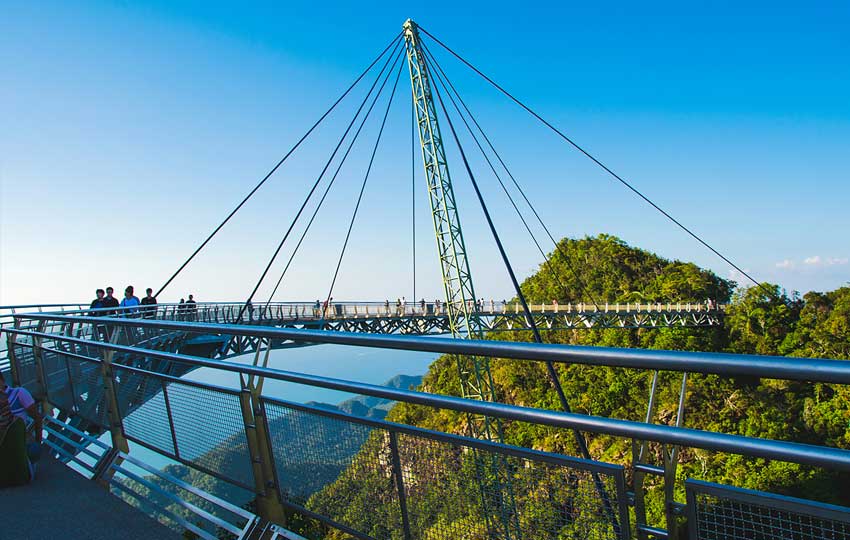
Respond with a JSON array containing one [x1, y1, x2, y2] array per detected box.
[[403, 18, 498, 436], [403, 19, 520, 539]]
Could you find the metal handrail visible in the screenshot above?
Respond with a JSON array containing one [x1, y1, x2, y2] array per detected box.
[[8, 324, 850, 472], [11, 313, 850, 384], [5, 300, 728, 320]]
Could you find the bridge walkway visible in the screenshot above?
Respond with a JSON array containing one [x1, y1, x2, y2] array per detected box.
[[0, 457, 180, 540]]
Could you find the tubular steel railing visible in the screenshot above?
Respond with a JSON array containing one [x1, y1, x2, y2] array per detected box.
[[0, 299, 726, 373], [5, 312, 849, 540]]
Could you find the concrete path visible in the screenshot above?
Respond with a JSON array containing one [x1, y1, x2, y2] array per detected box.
[[0, 457, 181, 540]]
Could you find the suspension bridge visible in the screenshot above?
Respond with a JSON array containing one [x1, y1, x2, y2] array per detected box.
[[2, 19, 847, 540]]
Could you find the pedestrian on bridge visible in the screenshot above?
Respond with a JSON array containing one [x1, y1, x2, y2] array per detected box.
[[120, 286, 141, 317], [103, 286, 119, 315], [186, 294, 197, 321], [89, 289, 109, 339], [140, 288, 157, 319], [0, 371, 42, 487], [89, 289, 106, 315]]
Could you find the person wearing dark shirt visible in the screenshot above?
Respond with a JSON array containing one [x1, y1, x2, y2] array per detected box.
[[102, 286, 120, 315], [140, 288, 157, 319], [89, 289, 106, 316], [186, 294, 197, 321], [89, 288, 108, 339]]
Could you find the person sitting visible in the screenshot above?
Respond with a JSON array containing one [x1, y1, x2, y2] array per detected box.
[[0, 372, 42, 487]]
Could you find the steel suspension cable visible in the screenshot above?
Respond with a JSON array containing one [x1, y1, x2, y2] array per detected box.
[[422, 41, 602, 309], [424, 45, 601, 310], [237, 45, 404, 322], [322, 62, 406, 318], [155, 32, 402, 298], [263, 53, 405, 306], [426, 51, 621, 533], [419, 26, 766, 292], [427, 52, 598, 457]]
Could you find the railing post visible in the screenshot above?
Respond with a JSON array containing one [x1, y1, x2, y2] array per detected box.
[[31, 321, 51, 406], [161, 380, 180, 457], [238, 339, 287, 526], [7, 317, 23, 387], [389, 431, 412, 540], [94, 333, 130, 485], [238, 389, 287, 526]]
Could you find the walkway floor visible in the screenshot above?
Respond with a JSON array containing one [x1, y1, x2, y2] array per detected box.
[[0, 457, 181, 540]]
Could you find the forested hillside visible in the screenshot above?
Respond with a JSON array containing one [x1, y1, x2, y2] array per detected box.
[[307, 234, 850, 537]]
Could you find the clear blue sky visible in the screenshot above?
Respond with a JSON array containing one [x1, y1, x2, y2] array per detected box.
[[2, 1, 848, 305]]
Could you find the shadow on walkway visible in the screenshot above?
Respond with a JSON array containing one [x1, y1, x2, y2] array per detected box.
[[0, 457, 180, 540]]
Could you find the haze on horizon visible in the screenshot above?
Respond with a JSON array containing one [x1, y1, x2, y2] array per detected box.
[[2, 1, 848, 306]]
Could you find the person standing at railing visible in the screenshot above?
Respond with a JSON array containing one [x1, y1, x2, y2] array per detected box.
[[120, 286, 141, 317], [103, 286, 120, 315], [89, 288, 106, 315], [89, 289, 108, 340], [140, 288, 157, 319], [0, 371, 42, 487], [186, 294, 197, 321]]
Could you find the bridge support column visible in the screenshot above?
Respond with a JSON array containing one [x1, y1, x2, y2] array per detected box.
[[93, 332, 130, 485], [238, 340, 287, 526]]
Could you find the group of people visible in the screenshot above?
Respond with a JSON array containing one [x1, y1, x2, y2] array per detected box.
[[381, 297, 504, 315], [89, 286, 197, 319], [89, 285, 158, 317]]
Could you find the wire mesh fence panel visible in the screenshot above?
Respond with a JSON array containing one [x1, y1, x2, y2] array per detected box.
[[396, 432, 492, 540], [395, 432, 626, 540], [509, 455, 625, 540], [12, 342, 41, 397], [263, 400, 404, 539], [73, 361, 109, 429], [166, 382, 252, 489], [114, 366, 176, 456], [42, 350, 77, 413], [686, 479, 850, 540]]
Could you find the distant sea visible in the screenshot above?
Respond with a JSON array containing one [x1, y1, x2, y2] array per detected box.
[[120, 344, 439, 471], [188, 343, 438, 402]]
